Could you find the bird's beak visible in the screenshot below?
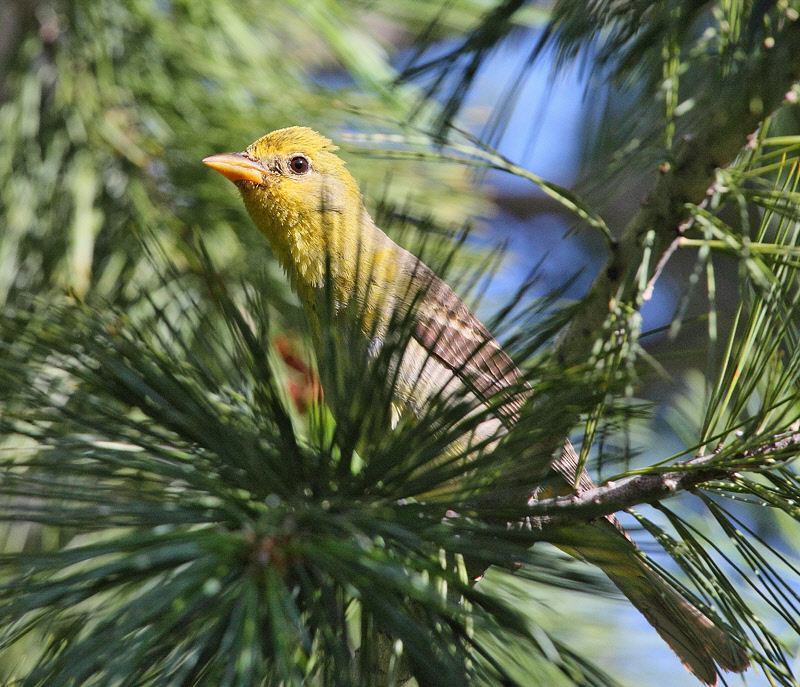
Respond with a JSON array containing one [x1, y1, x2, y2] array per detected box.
[[202, 152, 265, 184]]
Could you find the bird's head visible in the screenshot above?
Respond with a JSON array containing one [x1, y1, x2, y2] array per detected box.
[[203, 127, 364, 283]]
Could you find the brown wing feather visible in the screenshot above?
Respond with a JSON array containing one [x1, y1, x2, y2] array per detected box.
[[407, 261, 590, 489], [409, 263, 528, 423]]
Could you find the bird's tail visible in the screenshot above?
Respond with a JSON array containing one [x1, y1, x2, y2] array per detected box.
[[556, 519, 749, 686]]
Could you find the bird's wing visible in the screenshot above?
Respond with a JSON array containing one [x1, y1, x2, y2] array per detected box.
[[407, 261, 529, 423], [406, 260, 596, 492]]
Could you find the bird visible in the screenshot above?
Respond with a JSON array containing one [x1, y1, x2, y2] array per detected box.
[[203, 126, 750, 685]]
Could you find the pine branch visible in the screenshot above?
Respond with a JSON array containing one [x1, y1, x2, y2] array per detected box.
[[560, 16, 800, 361], [527, 432, 800, 522]]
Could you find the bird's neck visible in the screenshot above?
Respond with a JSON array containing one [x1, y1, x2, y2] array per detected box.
[[247, 197, 396, 311]]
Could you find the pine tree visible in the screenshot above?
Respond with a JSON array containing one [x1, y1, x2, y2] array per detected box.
[[3, 1, 800, 685]]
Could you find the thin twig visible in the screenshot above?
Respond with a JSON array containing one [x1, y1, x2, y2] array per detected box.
[[527, 431, 800, 522]]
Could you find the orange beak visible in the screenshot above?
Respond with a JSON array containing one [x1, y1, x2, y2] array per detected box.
[[202, 152, 265, 184]]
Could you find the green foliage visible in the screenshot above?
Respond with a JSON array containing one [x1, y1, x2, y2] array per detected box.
[[0, 246, 621, 686], [0, 0, 486, 313]]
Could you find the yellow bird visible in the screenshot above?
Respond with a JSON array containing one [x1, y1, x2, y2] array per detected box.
[[204, 126, 749, 685]]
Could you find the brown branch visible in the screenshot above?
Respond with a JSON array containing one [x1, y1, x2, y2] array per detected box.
[[530, 15, 800, 483], [527, 431, 800, 523], [559, 17, 800, 364]]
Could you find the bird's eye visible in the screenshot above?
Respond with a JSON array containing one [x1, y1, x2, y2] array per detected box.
[[289, 155, 310, 174]]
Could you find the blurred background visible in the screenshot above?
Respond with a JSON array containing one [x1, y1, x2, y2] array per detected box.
[[2, 1, 798, 685]]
